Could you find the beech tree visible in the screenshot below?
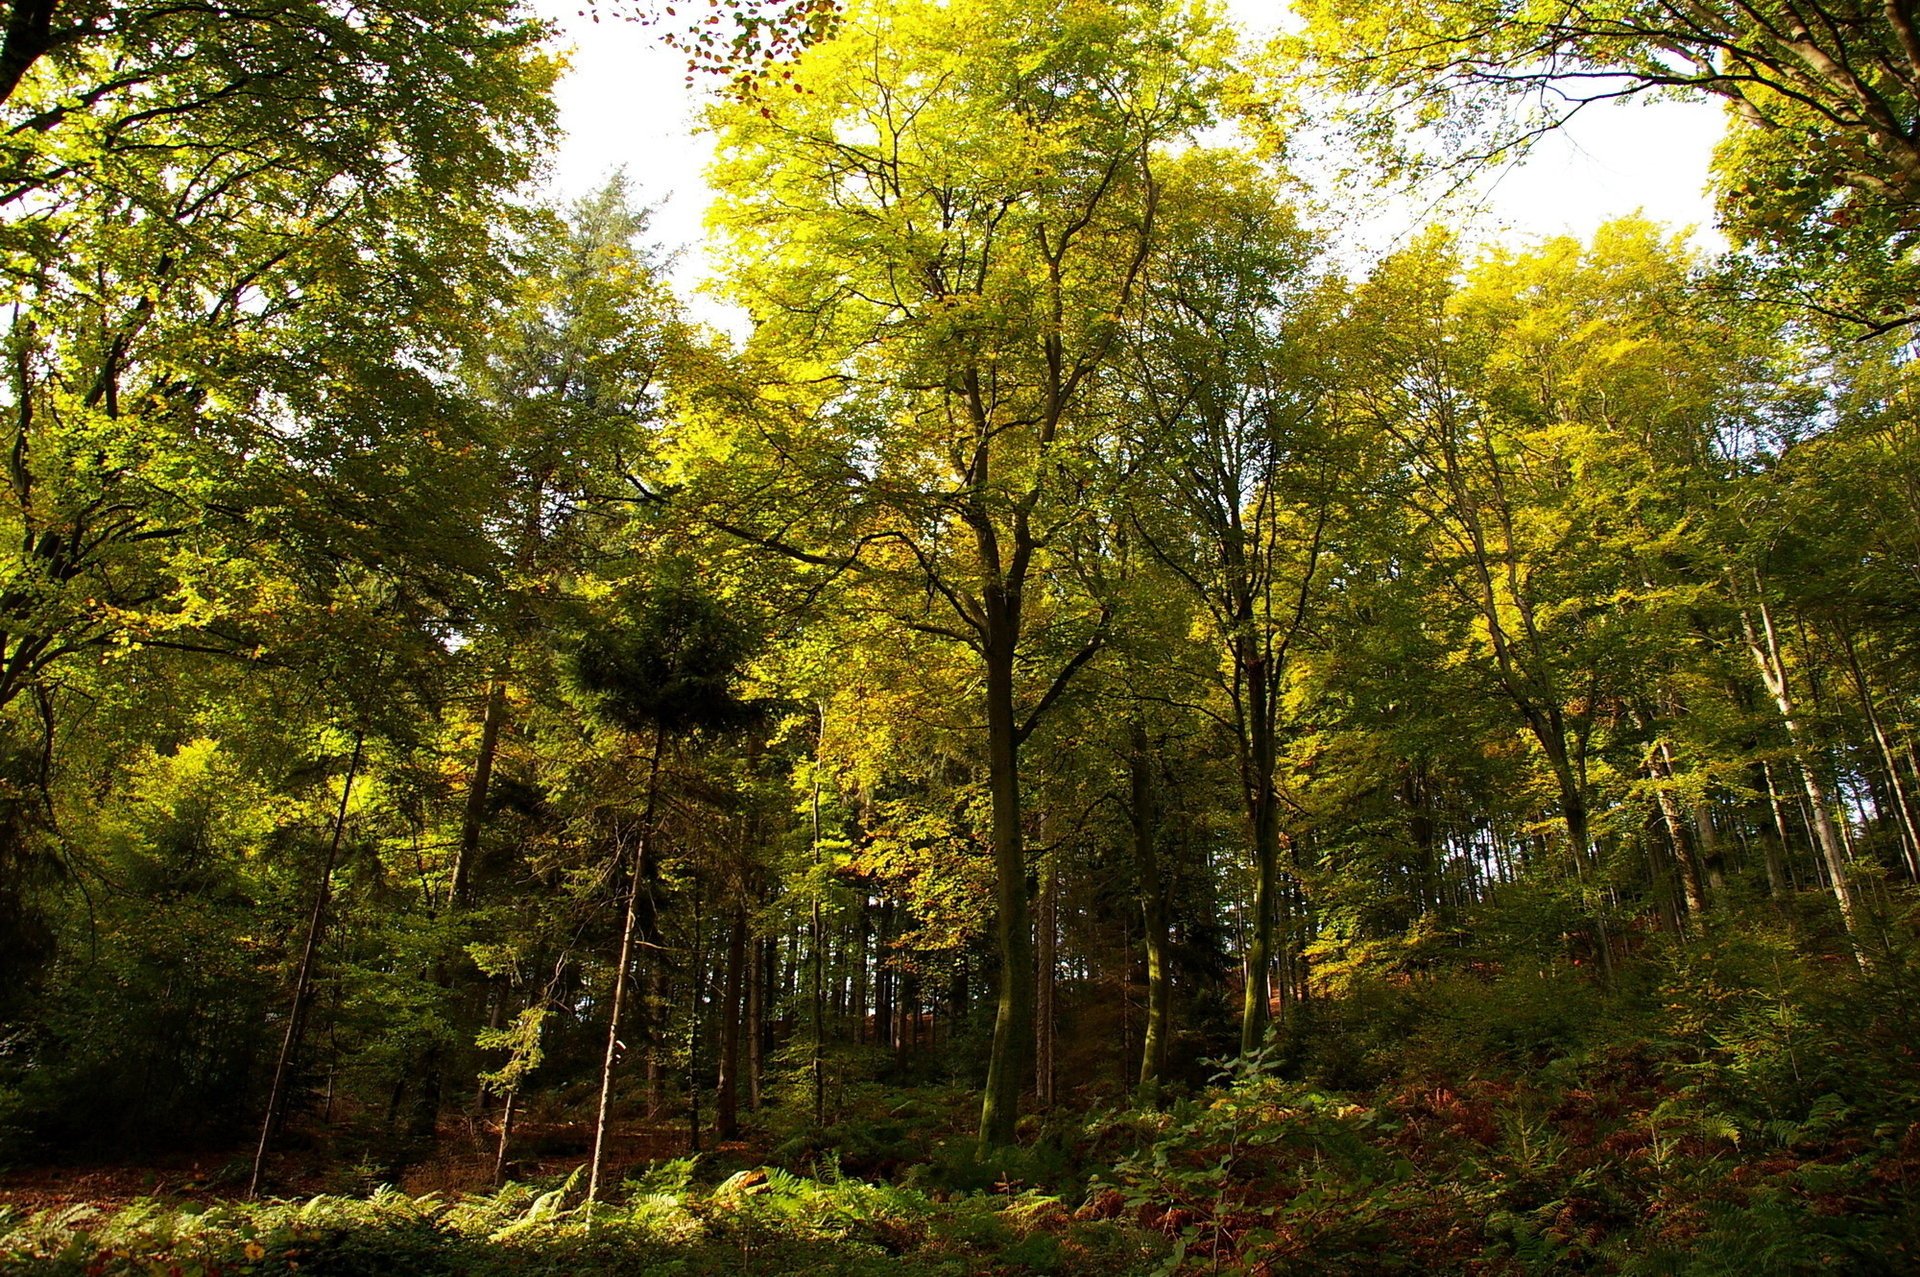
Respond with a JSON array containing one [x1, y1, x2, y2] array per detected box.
[[699, 0, 1233, 1146], [1118, 149, 1347, 1054]]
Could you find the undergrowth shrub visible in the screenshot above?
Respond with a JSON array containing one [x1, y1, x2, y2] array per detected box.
[[0, 1163, 1167, 1277]]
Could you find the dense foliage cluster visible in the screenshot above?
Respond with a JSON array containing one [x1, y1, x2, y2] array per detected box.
[[0, 0, 1917, 1270]]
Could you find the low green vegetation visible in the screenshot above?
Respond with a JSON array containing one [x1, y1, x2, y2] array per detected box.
[[7, 915, 1915, 1275]]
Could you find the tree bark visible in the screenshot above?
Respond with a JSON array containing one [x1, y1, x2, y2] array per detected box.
[[748, 934, 766, 1112], [249, 733, 364, 1198], [587, 731, 665, 1206], [1838, 626, 1920, 882], [1129, 724, 1170, 1097], [810, 714, 828, 1127], [450, 676, 508, 909], [1744, 602, 1861, 943], [1240, 638, 1282, 1055], [715, 902, 746, 1142], [1034, 849, 1056, 1110], [978, 608, 1034, 1151], [493, 1089, 516, 1186], [1647, 740, 1709, 919]]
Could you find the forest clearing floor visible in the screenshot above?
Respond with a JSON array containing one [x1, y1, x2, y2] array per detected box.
[[0, 1121, 742, 1212], [6, 928, 1920, 1275]]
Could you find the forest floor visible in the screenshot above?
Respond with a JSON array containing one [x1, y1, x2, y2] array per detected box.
[[0, 1121, 723, 1212], [5, 932, 1920, 1275]]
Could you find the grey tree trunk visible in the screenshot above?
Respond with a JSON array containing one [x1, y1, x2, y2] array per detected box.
[[1838, 629, 1920, 882], [1129, 725, 1170, 1097], [1744, 603, 1861, 943]]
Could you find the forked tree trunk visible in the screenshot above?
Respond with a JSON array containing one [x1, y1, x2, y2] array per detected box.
[[451, 676, 509, 908]]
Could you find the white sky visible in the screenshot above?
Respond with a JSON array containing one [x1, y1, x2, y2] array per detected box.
[[533, 0, 1729, 323]]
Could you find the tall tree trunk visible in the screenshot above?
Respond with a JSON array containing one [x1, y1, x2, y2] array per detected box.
[[1691, 793, 1727, 896], [1744, 602, 1861, 942], [811, 712, 828, 1127], [1404, 762, 1441, 921], [853, 900, 870, 1044], [450, 677, 509, 909], [978, 613, 1033, 1151], [716, 902, 745, 1142], [874, 899, 892, 1048], [688, 890, 703, 1155], [407, 677, 514, 1156], [1034, 850, 1056, 1110], [1759, 758, 1796, 894], [249, 733, 364, 1199], [1239, 641, 1281, 1056], [587, 732, 665, 1206], [1838, 627, 1920, 882], [1129, 724, 1170, 1097], [748, 934, 766, 1113], [644, 965, 667, 1118]]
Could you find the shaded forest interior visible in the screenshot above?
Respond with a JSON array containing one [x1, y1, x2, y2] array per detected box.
[[2, 0, 1919, 1271]]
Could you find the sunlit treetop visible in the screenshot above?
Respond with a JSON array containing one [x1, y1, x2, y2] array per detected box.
[[1276, 0, 1920, 331]]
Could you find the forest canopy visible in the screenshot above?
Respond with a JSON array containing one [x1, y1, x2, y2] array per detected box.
[[0, 0, 1917, 1273]]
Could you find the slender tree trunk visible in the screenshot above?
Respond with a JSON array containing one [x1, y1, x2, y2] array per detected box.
[[493, 1090, 516, 1186], [1744, 603, 1861, 942], [1129, 725, 1170, 1097], [853, 902, 869, 1044], [644, 965, 666, 1118], [748, 934, 766, 1113], [249, 733, 364, 1199], [811, 713, 827, 1127], [587, 731, 666, 1206], [688, 890, 703, 1155], [1760, 759, 1796, 893], [716, 902, 747, 1142], [1404, 763, 1441, 922], [1692, 795, 1727, 895], [1034, 850, 1056, 1110], [407, 677, 514, 1155], [873, 899, 891, 1048], [1838, 628, 1920, 882], [1546, 751, 1616, 979]]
